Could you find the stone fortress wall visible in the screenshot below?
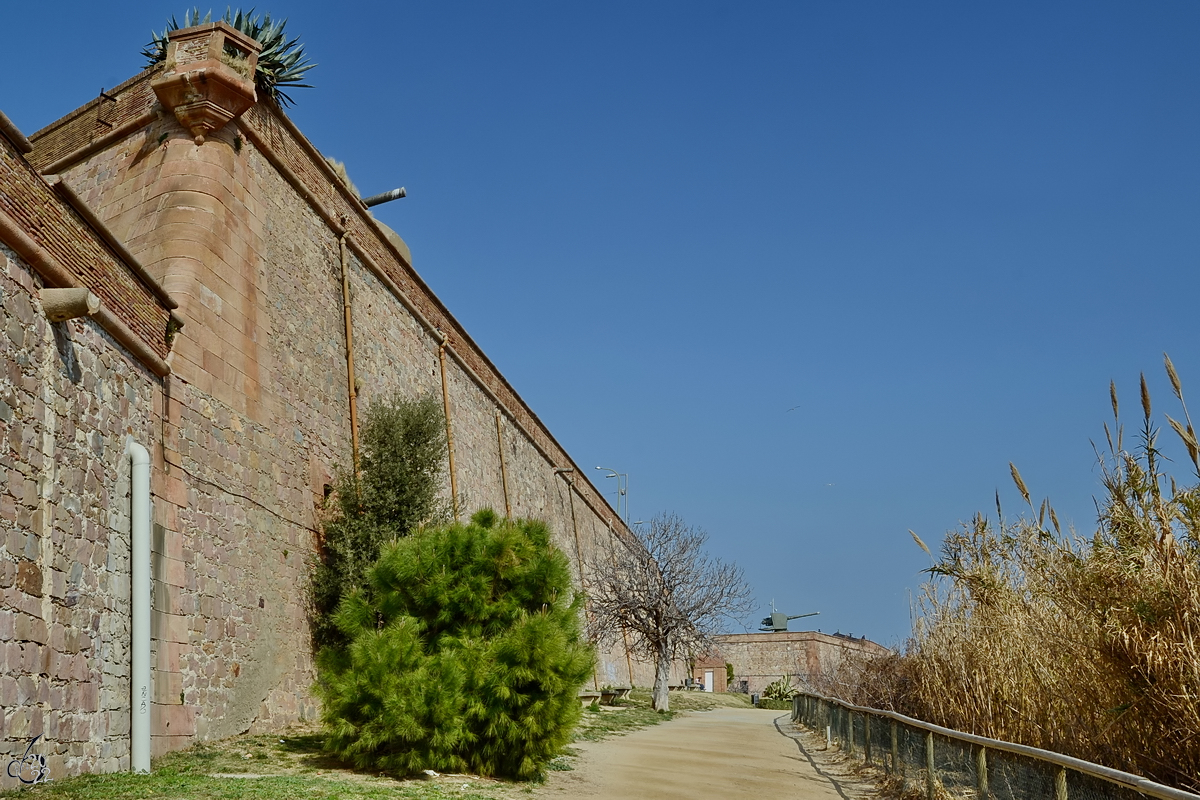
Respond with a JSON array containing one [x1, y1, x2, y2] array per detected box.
[[716, 631, 892, 696], [0, 21, 666, 780]]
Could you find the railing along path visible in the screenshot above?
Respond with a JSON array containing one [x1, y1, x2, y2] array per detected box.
[[792, 692, 1199, 800]]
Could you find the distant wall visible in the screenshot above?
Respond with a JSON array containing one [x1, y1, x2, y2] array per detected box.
[[716, 631, 891, 696]]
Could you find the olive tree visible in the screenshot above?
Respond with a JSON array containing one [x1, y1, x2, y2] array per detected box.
[[585, 512, 754, 711]]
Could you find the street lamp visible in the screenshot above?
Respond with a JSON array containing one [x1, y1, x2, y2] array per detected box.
[[595, 466, 628, 524]]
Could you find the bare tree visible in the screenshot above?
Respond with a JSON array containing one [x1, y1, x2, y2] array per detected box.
[[586, 512, 754, 711]]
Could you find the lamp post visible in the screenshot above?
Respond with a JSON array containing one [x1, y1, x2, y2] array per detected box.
[[595, 466, 628, 524]]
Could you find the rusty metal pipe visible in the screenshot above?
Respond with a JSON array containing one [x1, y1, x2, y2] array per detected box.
[[339, 235, 360, 470], [438, 339, 459, 519]]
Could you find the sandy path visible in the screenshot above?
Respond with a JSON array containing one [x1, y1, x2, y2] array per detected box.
[[536, 708, 879, 799]]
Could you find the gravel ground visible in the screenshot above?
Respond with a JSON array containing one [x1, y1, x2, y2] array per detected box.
[[533, 707, 882, 800]]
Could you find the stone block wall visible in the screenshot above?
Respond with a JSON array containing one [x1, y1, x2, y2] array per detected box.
[[715, 631, 891, 696], [7, 49, 663, 780], [53, 116, 350, 754], [0, 239, 160, 776]]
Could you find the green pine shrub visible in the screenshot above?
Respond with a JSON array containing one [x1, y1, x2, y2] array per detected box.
[[315, 509, 594, 780], [310, 393, 449, 650]]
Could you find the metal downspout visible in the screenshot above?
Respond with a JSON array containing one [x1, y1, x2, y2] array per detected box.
[[126, 438, 151, 773]]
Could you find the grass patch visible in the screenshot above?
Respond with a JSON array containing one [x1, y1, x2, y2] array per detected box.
[[668, 690, 753, 712], [1, 771, 503, 799], [572, 688, 752, 742], [0, 726, 521, 800], [2, 692, 756, 798]]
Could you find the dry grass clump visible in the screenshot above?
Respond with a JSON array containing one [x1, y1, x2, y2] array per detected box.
[[324, 158, 360, 198], [854, 356, 1200, 792]]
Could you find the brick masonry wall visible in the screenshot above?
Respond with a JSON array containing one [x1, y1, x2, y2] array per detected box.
[[0, 115, 170, 360], [26, 69, 159, 175], [13, 58, 664, 778], [715, 631, 891, 696], [0, 239, 160, 776]]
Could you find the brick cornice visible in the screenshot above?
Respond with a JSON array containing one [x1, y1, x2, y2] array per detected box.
[[38, 110, 158, 177], [2, 122, 173, 370], [0, 208, 170, 377], [0, 109, 32, 153]]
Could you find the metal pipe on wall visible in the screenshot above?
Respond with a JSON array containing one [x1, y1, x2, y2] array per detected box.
[[606, 519, 637, 686], [495, 409, 511, 517], [126, 437, 151, 773], [437, 339, 459, 519], [556, 469, 598, 690], [339, 235, 361, 470]]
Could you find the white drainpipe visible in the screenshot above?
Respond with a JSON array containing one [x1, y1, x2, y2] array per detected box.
[[126, 438, 151, 773]]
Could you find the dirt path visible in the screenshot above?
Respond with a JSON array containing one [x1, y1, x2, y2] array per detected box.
[[536, 708, 881, 799]]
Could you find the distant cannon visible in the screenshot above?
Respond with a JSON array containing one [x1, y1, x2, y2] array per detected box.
[[759, 611, 819, 632]]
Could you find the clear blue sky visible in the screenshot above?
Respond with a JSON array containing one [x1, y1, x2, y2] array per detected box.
[[4, 2, 1200, 645]]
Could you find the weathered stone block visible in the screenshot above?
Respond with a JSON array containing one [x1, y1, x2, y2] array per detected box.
[[14, 612, 47, 644], [14, 559, 42, 596]]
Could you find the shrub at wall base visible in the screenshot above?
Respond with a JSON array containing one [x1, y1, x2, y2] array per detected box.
[[310, 394, 449, 651], [315, 509, 594, 779]]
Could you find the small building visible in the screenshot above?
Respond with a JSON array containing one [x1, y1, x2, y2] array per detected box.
[[691, 653, 728, 693]]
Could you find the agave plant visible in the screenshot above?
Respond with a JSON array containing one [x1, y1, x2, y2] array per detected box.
[[761, 676, 798, 701], [142, 7, 315, 107]]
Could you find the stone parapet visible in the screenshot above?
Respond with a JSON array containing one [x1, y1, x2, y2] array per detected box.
[[152, 22, 261, 145]]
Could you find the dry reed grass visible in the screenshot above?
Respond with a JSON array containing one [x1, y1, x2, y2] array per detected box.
[[845, 355, 1200, 792]]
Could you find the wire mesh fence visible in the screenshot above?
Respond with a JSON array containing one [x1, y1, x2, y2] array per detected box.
[[792, 692, 1198, 800]]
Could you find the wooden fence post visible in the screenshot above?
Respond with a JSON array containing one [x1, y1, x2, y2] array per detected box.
[[926, 731, 936, 800], [891, 720, 899, 777]]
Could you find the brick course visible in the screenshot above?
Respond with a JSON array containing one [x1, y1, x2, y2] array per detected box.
[[0, 123, 170, 360]]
